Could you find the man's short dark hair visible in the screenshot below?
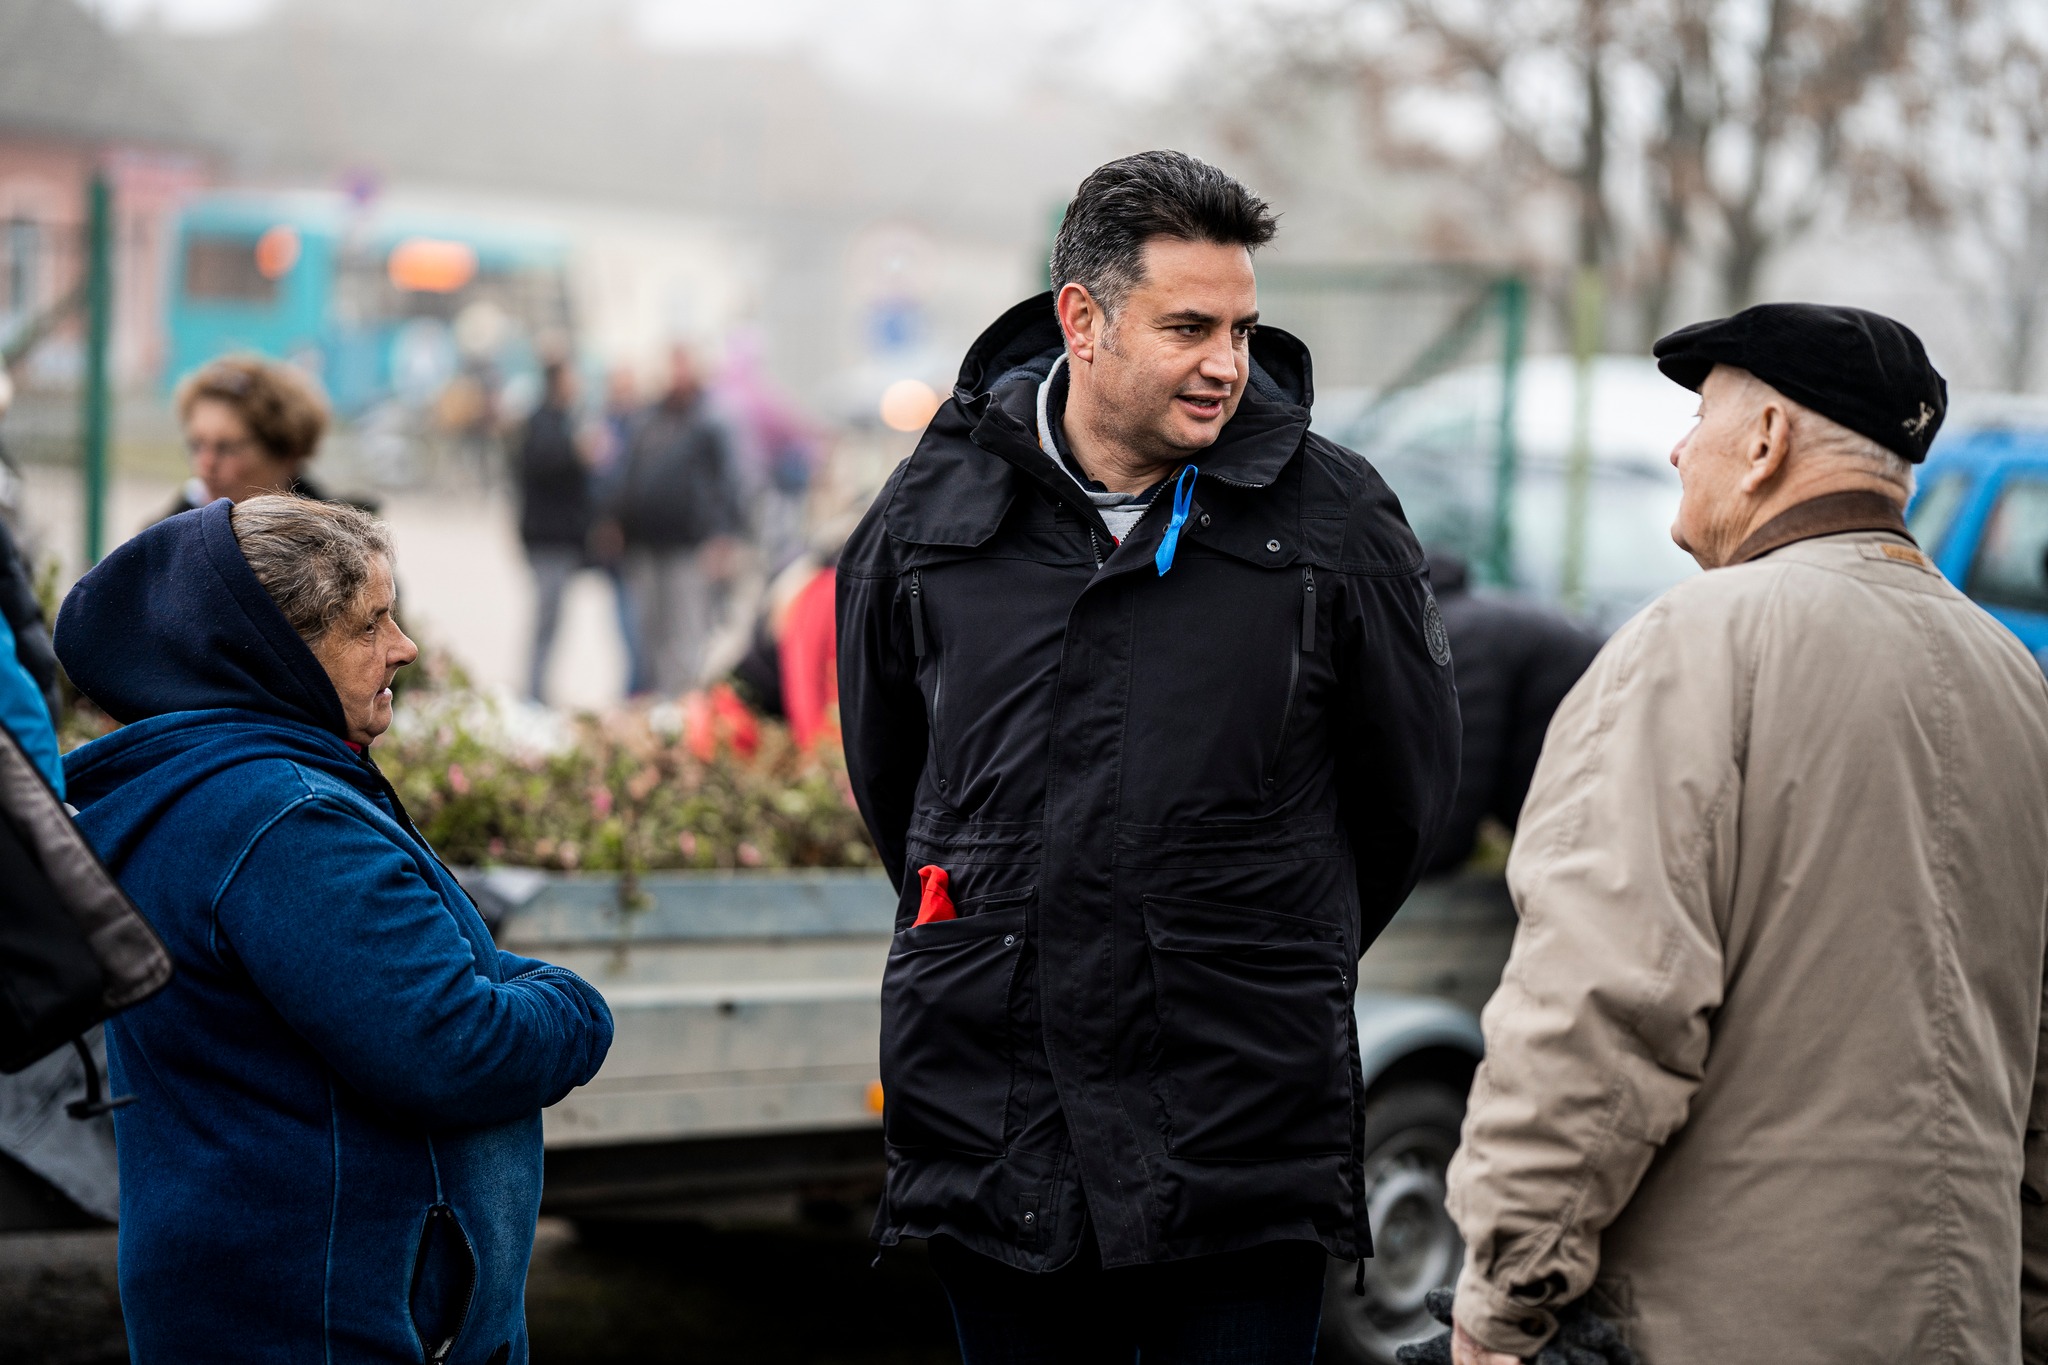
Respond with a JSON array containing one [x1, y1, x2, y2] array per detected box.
[[1049, 151, 1278, 321]]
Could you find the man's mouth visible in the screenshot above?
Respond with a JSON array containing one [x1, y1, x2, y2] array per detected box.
[[1177, 393, 1227, 419]]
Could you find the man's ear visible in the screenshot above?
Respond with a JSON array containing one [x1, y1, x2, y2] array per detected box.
[[1740, 400, 1793, 494], [1056, 283, 1103, 364]]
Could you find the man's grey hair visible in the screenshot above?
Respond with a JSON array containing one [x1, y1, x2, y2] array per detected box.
[[1049, 151, 1278, 324], [1792, 406, 1918, 497], [230, 495, 393, 644], [1732, 370, 1917, 498]]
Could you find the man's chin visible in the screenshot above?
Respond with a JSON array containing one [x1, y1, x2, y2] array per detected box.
[[1157, 418, 1225, 455]]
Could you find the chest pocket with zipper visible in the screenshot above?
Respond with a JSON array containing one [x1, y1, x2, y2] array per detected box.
[[1263, 566, 1317, 793], [905, 569, 950, 796]]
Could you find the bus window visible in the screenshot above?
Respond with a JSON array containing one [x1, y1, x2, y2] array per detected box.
[[183, 235, 277, 304]]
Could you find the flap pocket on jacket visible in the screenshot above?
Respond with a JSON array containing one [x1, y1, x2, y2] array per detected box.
[[882, 902, 1029, 1156], [1142, 895, 1352, 1160]]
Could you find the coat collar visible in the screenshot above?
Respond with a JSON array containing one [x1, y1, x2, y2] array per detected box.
[[887, 293, 1314, 549], [1726, 489, 1913, 566]]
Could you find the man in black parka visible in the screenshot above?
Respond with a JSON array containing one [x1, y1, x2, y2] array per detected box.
[[838, 152, 1460, 1362]]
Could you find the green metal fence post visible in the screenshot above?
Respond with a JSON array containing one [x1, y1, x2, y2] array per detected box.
[[1560, 264, 1603, 614], [1486, 275, 1526, 587], [81, 170, 112, 565]]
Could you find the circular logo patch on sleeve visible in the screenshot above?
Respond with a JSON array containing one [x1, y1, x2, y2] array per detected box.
[[1423, 595, 1452, 666]]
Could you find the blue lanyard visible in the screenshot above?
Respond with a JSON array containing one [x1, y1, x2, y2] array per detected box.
[[1155, 465, 1199, 576]]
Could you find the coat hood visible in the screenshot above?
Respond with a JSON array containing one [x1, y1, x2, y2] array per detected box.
[[883, 293, 1319, 554], [56, 498, 346, 737]]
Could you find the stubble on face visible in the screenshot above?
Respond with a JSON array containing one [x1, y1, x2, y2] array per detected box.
[[1080, 238, 1259, 468]]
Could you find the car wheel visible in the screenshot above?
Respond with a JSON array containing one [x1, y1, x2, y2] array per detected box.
[[1319, 1081, 1467, 1365]]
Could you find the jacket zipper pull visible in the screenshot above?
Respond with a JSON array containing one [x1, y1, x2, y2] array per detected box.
[[1300, 566, 1317, 652], [908, 569, 927, 657]]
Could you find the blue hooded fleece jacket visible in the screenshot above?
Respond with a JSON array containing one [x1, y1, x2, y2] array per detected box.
[[56, 500, 613, 1365]]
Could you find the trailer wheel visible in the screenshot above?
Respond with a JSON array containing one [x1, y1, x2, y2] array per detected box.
[[1319, 1081, 1467, 1365]]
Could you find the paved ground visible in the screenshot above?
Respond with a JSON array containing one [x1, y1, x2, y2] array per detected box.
[[0, 1221, 957, 1364]]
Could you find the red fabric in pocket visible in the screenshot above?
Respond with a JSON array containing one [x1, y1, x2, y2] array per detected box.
[[914, 864, 955, 925]]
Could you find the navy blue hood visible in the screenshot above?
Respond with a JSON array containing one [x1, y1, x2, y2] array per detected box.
[[55, 498, 345, 736]]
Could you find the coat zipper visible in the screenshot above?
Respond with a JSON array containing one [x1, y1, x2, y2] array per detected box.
[[1300, 565, 1317, 652], [907, 569, 927, 657], [420, 1202, 478, 1363], [907, 570, 948, 793], [1264, 568, 1316, 790]]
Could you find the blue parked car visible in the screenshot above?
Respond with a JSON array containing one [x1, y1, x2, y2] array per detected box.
[[1910, 426, 2048, 669]]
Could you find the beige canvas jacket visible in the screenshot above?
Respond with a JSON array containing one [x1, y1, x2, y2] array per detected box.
[[1445, 511, 2048, 1363]]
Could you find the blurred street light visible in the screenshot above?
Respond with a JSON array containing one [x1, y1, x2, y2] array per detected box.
[[879, 378, 940, 432]]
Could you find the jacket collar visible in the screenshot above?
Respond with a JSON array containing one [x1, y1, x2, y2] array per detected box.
[[1726, 489, 1913, 566], [888, 293, 1314, 549]]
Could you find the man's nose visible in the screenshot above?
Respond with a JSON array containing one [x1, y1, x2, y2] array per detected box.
[[1197, 337, 1240, 384]]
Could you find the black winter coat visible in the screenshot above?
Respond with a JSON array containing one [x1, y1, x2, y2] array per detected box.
[[1423, 563, 1602, 874], [614, 395, 741, 550], [837, 294, 1461, 1273], [0, 516, 59, 720], [516, 403, 593, 548]]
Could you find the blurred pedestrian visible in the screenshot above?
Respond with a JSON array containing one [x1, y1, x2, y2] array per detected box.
[[55, 496, 614, 1362], [163, 354, 349, 519], [0, 512, 57, 729], [612, 347, 743, 695], [590, 365, 649, 695], [838, 151, 1459, 1364], [1421, 549, 1602, 874], [514, 359, 591, 702], [1440, 305, 2048, 1364]]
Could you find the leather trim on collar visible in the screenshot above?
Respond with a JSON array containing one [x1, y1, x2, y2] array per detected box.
[[1727, 489, 1913, 567]]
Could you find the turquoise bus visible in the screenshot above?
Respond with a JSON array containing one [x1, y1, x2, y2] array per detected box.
[[164, 192, 572, 416]]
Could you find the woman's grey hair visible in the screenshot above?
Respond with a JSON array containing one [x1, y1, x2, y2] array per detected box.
[[230, 495, 393, 644]]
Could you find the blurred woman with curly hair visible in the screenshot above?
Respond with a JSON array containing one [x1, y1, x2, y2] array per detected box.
[[165, 354, 341, 518]]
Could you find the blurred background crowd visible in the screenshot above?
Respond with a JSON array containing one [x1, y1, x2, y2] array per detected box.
[[5, 0, 2047, 730]]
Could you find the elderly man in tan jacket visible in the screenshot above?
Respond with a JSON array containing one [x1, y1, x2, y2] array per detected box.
[[1443, 303, 2048, 1365]]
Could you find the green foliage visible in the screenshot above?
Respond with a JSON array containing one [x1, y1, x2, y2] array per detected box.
[[373, 692, 875, 874]]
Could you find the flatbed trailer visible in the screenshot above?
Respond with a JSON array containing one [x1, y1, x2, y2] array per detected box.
[[495, 867, 1516, 1364]]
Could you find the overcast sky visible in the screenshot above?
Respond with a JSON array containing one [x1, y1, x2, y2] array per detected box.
[[87, 0, 1242, 106]]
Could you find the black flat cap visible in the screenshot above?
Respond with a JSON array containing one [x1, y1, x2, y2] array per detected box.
[[1653, 303, 1948, 462]]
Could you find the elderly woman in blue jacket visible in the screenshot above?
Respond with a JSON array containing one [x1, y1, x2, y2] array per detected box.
[[55, 495, 613, 1365]]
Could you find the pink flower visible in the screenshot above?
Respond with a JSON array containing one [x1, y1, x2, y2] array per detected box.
[[589, 786, 614, 819], [447, 764, 470, 796], [488, 838, 506, 857], [678, 830, 698, 858], [737, 841, 763, 867]]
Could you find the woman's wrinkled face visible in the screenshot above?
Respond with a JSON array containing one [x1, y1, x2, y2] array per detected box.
[[309, 557, 418, 747], [185, 398, 301, 503]]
